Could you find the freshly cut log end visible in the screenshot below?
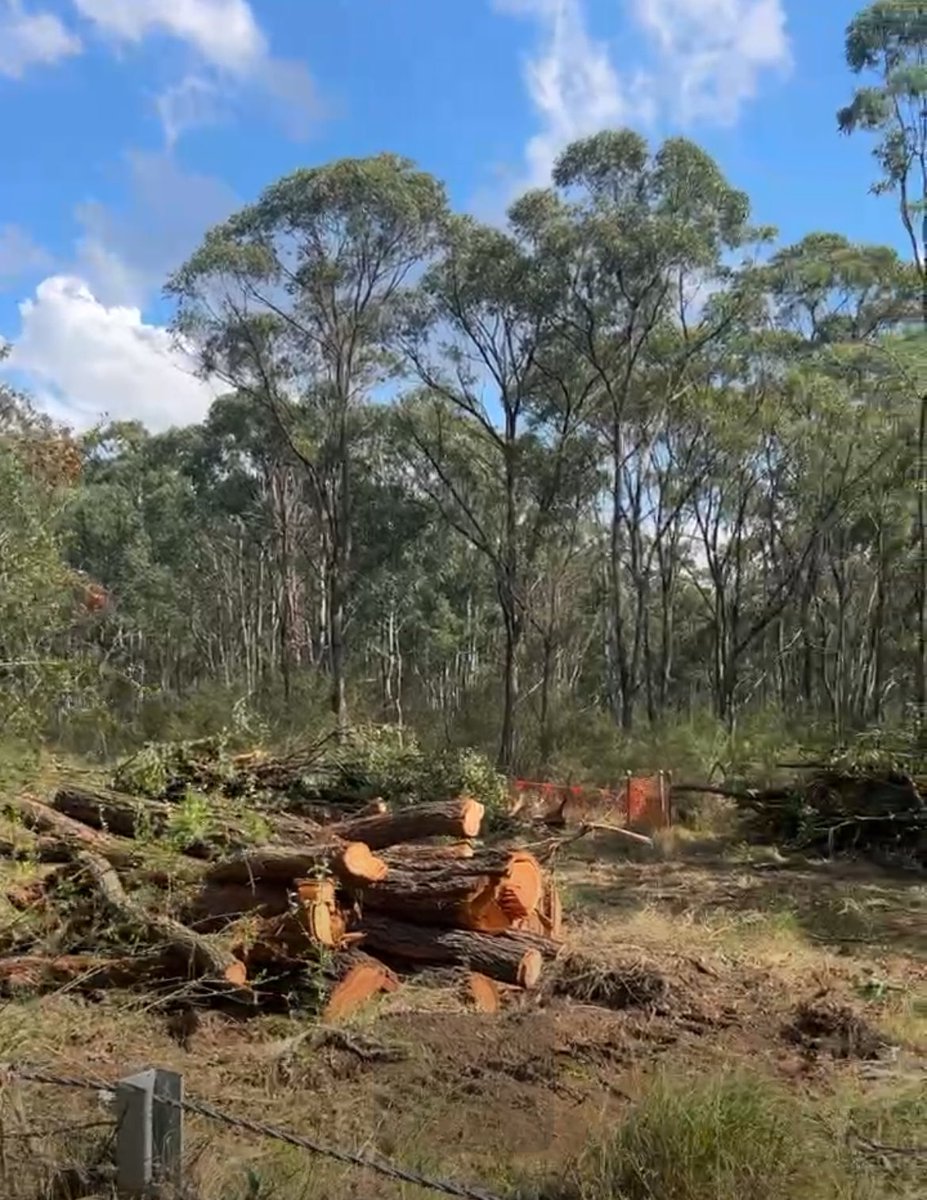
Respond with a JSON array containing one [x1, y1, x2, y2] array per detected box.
[[458, 797, 484, 839], [337, 842, 388, 885], [516, 949, 542, 990], [322, 960, 399, 1022], [466, 972, 501, 1013], [294, 877, 345, 948], [223, 960, 248, 987]]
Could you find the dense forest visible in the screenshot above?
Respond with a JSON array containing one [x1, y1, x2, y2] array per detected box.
[[2, 3, 927, 777]]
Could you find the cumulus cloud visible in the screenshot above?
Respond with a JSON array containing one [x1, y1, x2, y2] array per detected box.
[[0, 1, 81, 78], [7, 275, 219, 431], [72, 0, 321, 144], [631, 0, 791, 126]]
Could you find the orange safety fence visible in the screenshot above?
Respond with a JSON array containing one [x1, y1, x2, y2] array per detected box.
[[510, 772, 672, 831]]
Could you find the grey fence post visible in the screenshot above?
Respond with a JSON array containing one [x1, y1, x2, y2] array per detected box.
[[115, 1068, 184, 1196]]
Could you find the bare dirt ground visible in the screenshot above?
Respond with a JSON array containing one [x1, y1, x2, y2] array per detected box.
[[1, 831, 924, 1198]]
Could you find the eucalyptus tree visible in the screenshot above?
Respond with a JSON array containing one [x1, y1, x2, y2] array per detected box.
[[839, 0, 927, 721], [514, 131, 759, 728], [397, 210, 595, 770], [168, 155, 448, 726]]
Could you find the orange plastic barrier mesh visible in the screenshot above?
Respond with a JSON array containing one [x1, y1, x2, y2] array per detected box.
[[511, 774, 671, 831]]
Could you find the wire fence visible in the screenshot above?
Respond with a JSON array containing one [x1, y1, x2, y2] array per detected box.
[[1, 1061, 506, 1200]]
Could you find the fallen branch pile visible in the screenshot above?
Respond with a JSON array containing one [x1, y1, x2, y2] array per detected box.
[[676, 766, 926, 866], [1, 779, 565, 1021]]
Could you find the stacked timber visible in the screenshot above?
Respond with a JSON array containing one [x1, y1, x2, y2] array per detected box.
[[1, 785, 565, 1020]]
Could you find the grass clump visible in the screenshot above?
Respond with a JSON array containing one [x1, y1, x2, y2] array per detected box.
[[522, 1071, 916, 1200]]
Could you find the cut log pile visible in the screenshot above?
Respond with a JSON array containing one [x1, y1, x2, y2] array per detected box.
[[1, 782, 565, 1021]]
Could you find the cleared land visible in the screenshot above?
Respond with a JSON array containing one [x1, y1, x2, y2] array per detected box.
[[1, 803, 924, 1200]]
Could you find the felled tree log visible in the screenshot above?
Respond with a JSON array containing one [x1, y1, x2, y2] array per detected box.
[[205, 841, 387, 887], [0, 954, 153, 995], [74, 851, 247, 987], [331, 797, 484, 850], [355, 914, 546, 988], [52, 785, 174, 839], [380, 842, 475, 867], [7, 795, 134, 863], [358, 848, 544, 932], [322, 954, 400, 1022], [50, 785, 316, 855], [183, 880, 292, 931]]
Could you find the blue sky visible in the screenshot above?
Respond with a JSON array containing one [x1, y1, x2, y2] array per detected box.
[[0, 0, 900, 430]]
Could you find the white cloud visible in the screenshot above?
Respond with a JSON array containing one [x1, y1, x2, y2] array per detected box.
[[7, 275, 219, 431], [495, 0, 654, 189], [157, 74, 224, 147], [72, 0, 321, 144], [74, 150, 239, 307], [72, 0, 264, 71], [495, 0, 791, 190], [0, 224, 52, 283], [631, 0, 791, 126], [0, 1, 81, 78]]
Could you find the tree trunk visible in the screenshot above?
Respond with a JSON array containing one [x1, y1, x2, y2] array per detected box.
[[355, 914, 546, 988], [360, 848, 544, 931], [74, 851, 247, 987], [204, 841, 387, 887], [333, 797, 484, 849]]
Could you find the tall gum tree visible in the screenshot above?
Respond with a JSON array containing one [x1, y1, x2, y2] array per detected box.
[[397, 213, 578, 770], [167, 155, 448, 728], [537, 130, 757, 728], [839, 0, 927, 727]]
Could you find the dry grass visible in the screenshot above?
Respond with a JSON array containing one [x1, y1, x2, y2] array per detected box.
[[0, 775, 924, 1200], [521, 1071, 927, 1200]]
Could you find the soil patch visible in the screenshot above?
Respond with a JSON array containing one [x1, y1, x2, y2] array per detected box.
[[783, 998, 889, 1061]]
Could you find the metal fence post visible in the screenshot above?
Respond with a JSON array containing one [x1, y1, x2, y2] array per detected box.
[[115, 1068, 183, 1196]]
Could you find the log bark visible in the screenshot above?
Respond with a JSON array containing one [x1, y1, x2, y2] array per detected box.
[[355, 914, 545, 988], [331, 797, 484, 849], [50, 784, 315, 854], [52, 785, 175, 839], [205, 841, 387, 887], [7, 795, 133, 862], [183, 880, 292, 931], [380, 842, 475, 867], [358, 848, 544, 932], [74, 851, 247, 987]]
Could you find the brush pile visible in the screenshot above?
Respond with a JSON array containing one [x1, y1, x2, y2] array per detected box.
[[734, 763, 926, 867], [0, 736, 564, 1020]]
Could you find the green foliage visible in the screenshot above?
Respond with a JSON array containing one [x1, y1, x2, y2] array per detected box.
[[164, 790, 217, 850], [332, 724, 508, 814], [112, 735, 235, 798]]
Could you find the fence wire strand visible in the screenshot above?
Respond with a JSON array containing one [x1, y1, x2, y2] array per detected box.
[[1, 1062, 504, 1200]]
